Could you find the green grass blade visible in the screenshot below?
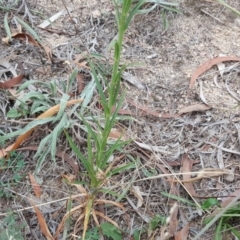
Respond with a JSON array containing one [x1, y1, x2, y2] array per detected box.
[[17, 80, 43, 93], [217, 0, 240, 17], [113, 0, 121, 27], [51, 113, 68, 160], [65, 130, 97, 185], [87, 129, 94, 167], [54, 94, 70, 122], [15, 16, 41, 42], [110, 162, 135, 176], [4, 13, 12, 41], [229, 226, 240, 238], [79, 78, 96, 115], [124, 0, 145, 31], [214, 218, 223, 240], [66, 69, 78, 93], [160, 4, 181, 13], [108, 93, 125, 131], [88, 60, 108, 108], [1, 117, 55, 142], [160, 191, 196, 206]]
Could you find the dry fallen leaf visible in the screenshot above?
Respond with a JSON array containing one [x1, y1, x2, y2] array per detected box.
[[178, 104, 211, 114], [189, 56, 240, 89], [108, 128, 127, 141], [29, 172, 42, 198], [28, 199, 54, 240], [42, 45, 52, 63], [2, 32, 40, 46], [0, 74, 25, 89], [174, 223, 190, 240], [168, 202, 179, 236], [181, 154, 198, 197], [76, 73, 85, 94], [0, 144, 14, 158]]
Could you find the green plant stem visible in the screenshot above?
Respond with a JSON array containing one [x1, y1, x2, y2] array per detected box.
[[95, 3, 129, 174]]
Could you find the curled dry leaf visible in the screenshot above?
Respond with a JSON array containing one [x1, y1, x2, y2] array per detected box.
[[131, 185, 143, 208], [29, 172, 42, 198], [189, 56, 240, 89], [2, 32, 40, 46], [2, 32, 52, 64]]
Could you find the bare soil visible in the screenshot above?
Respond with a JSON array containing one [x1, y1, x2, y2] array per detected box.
[[1, 0, 240, 239]]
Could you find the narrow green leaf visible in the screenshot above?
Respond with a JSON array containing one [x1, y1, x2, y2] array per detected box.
[[110, 162, 135, 176], [1, 117, 55, 142], [20, 92, 49, 103], [88, 59, 107, 107], [51, 113, 68, 160], [230, 226, 240, 238], [31, 105, 49, 115], [124, 0, 145, 31], [4, 13, 12, 41], [66, 69, 78, 93], [16, 80, 51, 93], [214, 218, 223, 240], [78, 78, 96, 115], [15, 16, 41, 42], [65, 130, 97, 184], [160, 4, 181, 14], [54, 94, 70, 122], [160, 191, 196, 206]]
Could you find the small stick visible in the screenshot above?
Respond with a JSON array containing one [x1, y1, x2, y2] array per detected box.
[[61, 0, 78, 34]]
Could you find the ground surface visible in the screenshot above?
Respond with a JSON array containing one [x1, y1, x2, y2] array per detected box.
[[1, 0, 240, 239]]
